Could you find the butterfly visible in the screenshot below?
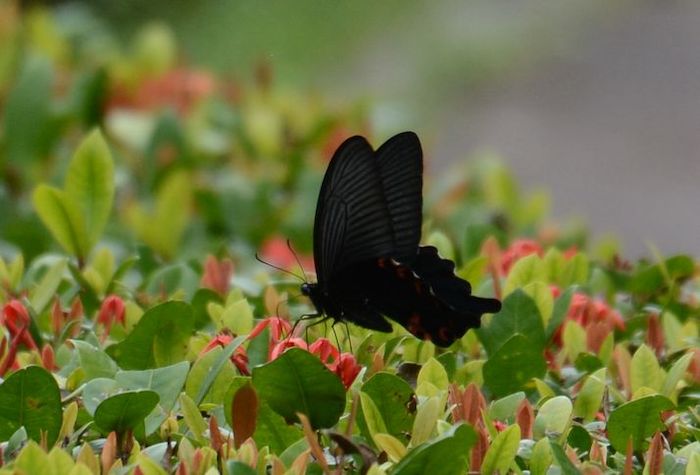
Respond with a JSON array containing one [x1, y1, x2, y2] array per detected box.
[[301, 132, 501, 347]]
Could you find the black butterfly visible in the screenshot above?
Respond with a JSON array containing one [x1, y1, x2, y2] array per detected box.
[[301, 132, 501, 347]]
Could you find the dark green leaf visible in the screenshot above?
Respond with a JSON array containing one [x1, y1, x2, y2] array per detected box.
[[483, 334, 546, 397], [357, 372, 415, 443], [93, 390, 159, 434], [0, 366, 62, 445], [607, 395, 674, 452], [392, 424, 475, 475], [252, 348, 345, 429], [106, 301, 194, 369], [477, 289, 545, 356]]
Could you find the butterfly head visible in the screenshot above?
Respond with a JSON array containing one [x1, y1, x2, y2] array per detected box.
[[301, 282, 323, 313]]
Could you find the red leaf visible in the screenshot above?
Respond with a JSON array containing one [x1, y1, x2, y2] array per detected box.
[[231, 383, 259, 448], [470, 424, 489, 473], [646, 432, 664, 475], [515, 399, 534, 439]]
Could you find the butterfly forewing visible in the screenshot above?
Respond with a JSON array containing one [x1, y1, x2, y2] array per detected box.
[[313, 136, 394, 285], [375, 132, 423, 264]]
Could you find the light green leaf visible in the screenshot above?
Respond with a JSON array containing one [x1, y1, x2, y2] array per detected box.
[[481, 424, 520, 475], [503, 254, 546, 296], [562, 320, 587, 363], [523, 281, 554, 327], [14, 441, 50, 474], [33, 185, 89, 259], [65, 129, 114, 247], [534, 396, 572, 439], [529, 438, 553, 475], [573, 368, 607, 422], [661, 352, 693, 401], [360, 392, 388, 441], [410, 396, 441, 447], [179, 392, 207, 444], [416, 358, 449, 394], [631, 344, 663, 394], [561, 252, 589, 286], [29, 258, 67, 313]]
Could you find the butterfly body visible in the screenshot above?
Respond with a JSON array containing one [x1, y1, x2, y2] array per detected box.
[[304, 132, 501, 347]]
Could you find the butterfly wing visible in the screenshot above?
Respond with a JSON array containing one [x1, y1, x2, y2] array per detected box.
[[375, 132, 423, 264], [313, 136, 395, 286]]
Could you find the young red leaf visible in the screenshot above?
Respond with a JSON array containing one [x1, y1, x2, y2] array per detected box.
[[231, 383, 258, 449]]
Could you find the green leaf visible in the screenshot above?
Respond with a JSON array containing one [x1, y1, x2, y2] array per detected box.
[[572, 368, 607, 422], [226, 461, 257, 475], [629, 256, 694, 294], [416, 357, 449, 394], [550, 441, 580, 475], [125, 171, 192, 259], [93, 390, 159, 435], [529, 438, 553, 475], [32, 185, 89, 259], [82, 378, 119, 415], [252, 348, 346, 429], [410, 396, 441, 446], [29, 257, 67, 313], [562, 320, 587, 363], [358, 372, 415, 442], [193, 335, 246, 405], [522, 281, 554, 328], [630, 344, 663, 394], [606, 394, 674, 452], [107, 301, 194, 369], [483, 334, 546, 397], [360, 391, 388, 440], [488, 391, 526, 421], [253, 401, 303, 454], [661, 352, 693, 401], [481, 424, 521, 475], [0, 366, 62, 445], [185, 346, 238, 406], [72, 340, 119, 381], [115, 362, 189, 436], [13, 441, 50, 474], [178, 392, 207, 444], [503, 254, 546, 296], [65, 129, 114, 247], [545, 287, 575, 339], [391, 424, 475, 475], [533, 396, 573, 439], [561, 252, 589, 287], [477, 289, 545, 356]]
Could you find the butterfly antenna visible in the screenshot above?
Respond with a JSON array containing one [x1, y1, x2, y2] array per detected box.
[[254, 253, 305, 281], [286, 239, 309, 282]]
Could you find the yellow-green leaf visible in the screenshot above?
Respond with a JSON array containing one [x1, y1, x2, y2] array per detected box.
[[573, 368, 607, 422], [631, 344, 663, 394], [33, 185, 89, 259], [534, 396, 572, 439], [65, 129, 114, 247], [523, 281, 554, 327], [416, 358, 449, 394], [503, 254, 546, 296], [481, 424, 520, 475], [373, 433, 407, 462], [410, 396, 441, 447]]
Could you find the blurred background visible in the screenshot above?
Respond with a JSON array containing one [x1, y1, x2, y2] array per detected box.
[[3, 0, 699, 259]]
